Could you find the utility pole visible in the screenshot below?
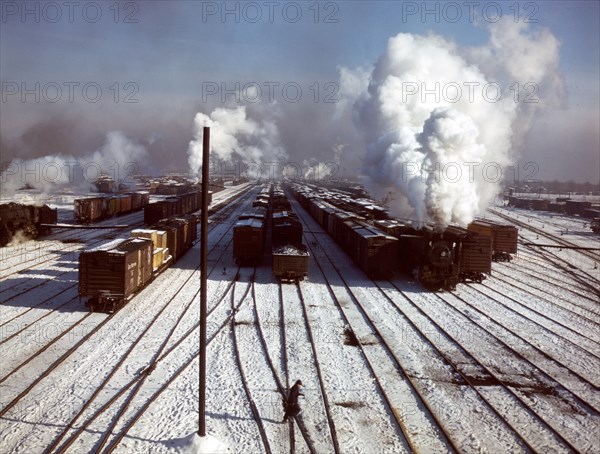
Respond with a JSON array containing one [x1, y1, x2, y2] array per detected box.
[[199, 127, 209, 436]]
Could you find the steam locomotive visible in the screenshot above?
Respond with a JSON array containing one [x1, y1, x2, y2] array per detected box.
[[0, 202, 58, 246]]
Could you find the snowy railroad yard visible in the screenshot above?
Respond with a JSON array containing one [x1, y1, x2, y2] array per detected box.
[[1, 186, 599, 454]]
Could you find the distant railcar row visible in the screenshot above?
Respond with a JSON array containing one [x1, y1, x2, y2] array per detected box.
[[74, 192, 150, 223], [233, 184, 309, 282], [508, 196, 600, 219], [508, 196, 600, 234], [289, 184, 518, 290], [74, 190, 212, 225], [78, 214, 197, 312], [0, 202, 58, 246]]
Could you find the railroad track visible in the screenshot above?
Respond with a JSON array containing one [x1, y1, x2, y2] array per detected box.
[[292, 193, 598, 452], [0, 189, 254, 451], [43, 236, 242, 452], [465, 282, 600, 376], [519, 241, 600, 298], [500, 208, 592, 232], [229, 272, 274, 454], [380, 278, 578, 452], [490, 208, 600, 264], [490, 268, 600, 324], [294, 282, 340, 453], [436, 288, 600, 449], [291, 199, 453, 453], [494, 255, 600, 306], [249, 270, 317, 454]]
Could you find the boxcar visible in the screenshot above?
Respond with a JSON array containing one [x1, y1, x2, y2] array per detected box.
[[144, 200, 171, 225], [445, 226, 492, 283], [79, 238, 153, 312], [272, 243, 309, 282], [131, 228, 171, 272], [74, 197, 106, 222], [233, 218, 264, 265], [565, 200, 592, 216], [152, 216, 196, 263], [468, 220, 518, 262]]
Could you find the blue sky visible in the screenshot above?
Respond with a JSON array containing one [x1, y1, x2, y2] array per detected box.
[[1, 1, 598, 182]]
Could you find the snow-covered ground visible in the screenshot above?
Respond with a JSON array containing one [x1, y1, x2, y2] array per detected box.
[[1, 191, 598, 453]]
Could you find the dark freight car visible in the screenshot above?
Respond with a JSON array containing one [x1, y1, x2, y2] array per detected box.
[[144, 200, 171, 225], [272, 211, 303, 245], [233, 218, 265, 264], [565, 200, 592, 216], [143, 191, 202, 225], [79, 238, 153, 312], [342, 220, 398, 279]]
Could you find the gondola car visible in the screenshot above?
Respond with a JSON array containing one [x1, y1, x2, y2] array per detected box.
[[272, 243, 309, 282]]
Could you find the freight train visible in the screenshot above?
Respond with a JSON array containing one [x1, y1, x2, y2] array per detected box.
[[78, 214, 197, 312], [508, 196, 600, 219], [144, 191, 210, 225], [74, 192, 150, 223], [290, 185, 398, 280], [0, 202, 58, 246], [233, 184, 309, 282], [289, 183, 514, 290]]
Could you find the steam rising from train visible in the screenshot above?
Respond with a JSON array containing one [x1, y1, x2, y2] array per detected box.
[[187, 106, 287, 179], [345, 19, 561, 229], [1, 131, 148, 198]]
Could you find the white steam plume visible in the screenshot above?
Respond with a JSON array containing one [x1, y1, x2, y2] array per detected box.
[[1, 131, 148, 198], [187, 106, 286, 178], [342, 19, 561, 229]]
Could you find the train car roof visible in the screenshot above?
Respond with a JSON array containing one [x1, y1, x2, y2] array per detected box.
[[234, 218, 264, 228], [83, 237, 152, 254]]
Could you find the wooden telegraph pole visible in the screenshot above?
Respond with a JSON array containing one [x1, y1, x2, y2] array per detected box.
[[199, 126, 210, 436]]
